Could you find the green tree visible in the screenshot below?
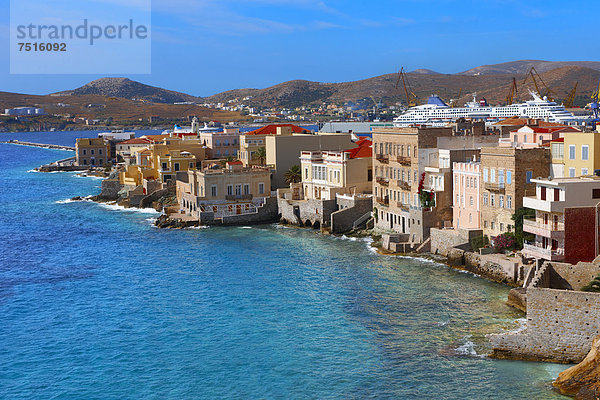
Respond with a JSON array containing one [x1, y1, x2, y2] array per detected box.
[[284, 165, 302, 184], [512, 207, 535, 248], [252, 147, 267, 165], [219, 156, 235, 167], [582, 275, 600, 292]]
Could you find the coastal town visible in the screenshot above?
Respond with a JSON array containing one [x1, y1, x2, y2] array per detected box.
[[22, 88, 587, 396]]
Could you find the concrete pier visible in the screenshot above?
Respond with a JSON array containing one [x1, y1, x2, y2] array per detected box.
[[0, 140, 75, 151]]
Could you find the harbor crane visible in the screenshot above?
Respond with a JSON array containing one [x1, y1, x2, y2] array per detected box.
[[522, 66, 554, 101], [450, 88, 462, 108], [505, 77, 518, 105], [395, 67, 418, 107], [563, 82, 578, 108], [591, 80, 600, 120]]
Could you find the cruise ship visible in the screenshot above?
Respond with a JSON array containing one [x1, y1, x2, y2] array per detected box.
[[393, 91, 592, 127]]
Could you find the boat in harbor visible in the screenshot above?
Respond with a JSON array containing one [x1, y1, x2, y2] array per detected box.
[[393, 91, 593, 127]]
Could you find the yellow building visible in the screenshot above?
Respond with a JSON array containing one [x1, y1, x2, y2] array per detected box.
[[239, 124, 311, 166], [75, 138, 110, 167], [563, 131, 600, 177], [119, 138, 205, 187]]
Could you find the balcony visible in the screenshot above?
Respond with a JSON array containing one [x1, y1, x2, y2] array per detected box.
[[376, 154, 389, 164], [396, 180, 410, 190], [522, 242, 565, 261], [376, 177, 389, 186], [522, 196, 565, 213], [484, 182, 505, 192], [396, 155, 411, 166], [523, 218, 564, 239], [376, 196, 389, 206], [226, 194, 253, 201], [396, 202, 409, 212]]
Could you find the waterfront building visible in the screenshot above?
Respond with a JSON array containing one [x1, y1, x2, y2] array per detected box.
[[300, 138, 372, 200], [371, 127, 453, 242], [563, 131, 600, 177], [522, 176, 600, 263], [116, 137, 152, 158], [239, 124, 310, 167], [177, 161, 276, 224], [75, 138, 110, 167], [453, 161, 481, 229], [479, 147, 551, 238], [119, 137, 206, 187], [265, 126, 354, 188]]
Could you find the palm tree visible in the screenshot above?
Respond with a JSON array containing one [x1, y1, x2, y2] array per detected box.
[[252, 146, 267, 165], [219, 156, 235, 167], [284, 165, 302, 184]]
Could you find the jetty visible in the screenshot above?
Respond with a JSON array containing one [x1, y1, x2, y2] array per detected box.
[[0, 139, 75, 151]]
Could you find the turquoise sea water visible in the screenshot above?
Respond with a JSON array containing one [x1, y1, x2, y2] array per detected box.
[[0, 134, 569, 399]]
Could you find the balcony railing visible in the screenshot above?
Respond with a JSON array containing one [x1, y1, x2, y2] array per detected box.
[[484, 182, 505, 192], [522, 242, 565, 261], [225, 194, 253, 201], [523, 218, 564, 232], [375, 154, 389, 164], [396, 155, 411, 166], [376, 196, 389, 206], [396, 202, 409, 212], [376, 177, 389, 186], [396, 180, 410, 190]]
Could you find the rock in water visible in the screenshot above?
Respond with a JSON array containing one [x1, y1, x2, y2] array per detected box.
[[554, 335, 600, 399]]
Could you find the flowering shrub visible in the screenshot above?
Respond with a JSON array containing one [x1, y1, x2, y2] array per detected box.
[[417, 173, 435, 208], [492, 232, 516, 251]]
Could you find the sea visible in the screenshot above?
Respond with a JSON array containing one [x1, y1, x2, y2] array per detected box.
[[0, 130, 569, 399]]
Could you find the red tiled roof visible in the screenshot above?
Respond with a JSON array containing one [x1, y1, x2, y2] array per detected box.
[[344, 140, 372, 159], [245, 124, 311, 136], [493, 117, 570, 128], [141, 134, 171, 142], [227, 160, 243, 165], [119, 137, 152, 145]]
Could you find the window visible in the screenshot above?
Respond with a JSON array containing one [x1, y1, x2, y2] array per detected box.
[[98, 149, 102, 155], [582, 168, 589, 176], [483, 168, 489, 182], [526, 170, 532, 183], [554, 188, 560, 201], [541, 186, 546, 201], [500, 223, 504, 232], [490, 193, 495, 206], [456, 194, 460, 205], [258, 183, 265, 195], [484, 220, 488, 228], [469, 196, 473, 206], [190, 162, 195, 169], [483, 192, 488, 205], [582, 145, 589, 161], [235, 184, 242, 196], [407, 146, 411, 157], [174, 163, 180, 171], [593, 189, 600, 199], [498, 169, 504, 186], [491, 221, 495, 230], [569, 145, 576, 160], [82, 149, 86, 155], [507, 195, 512, 209], [243, 184, 250, 195], [211, 185, 217, 197], [91, 149, 94, 155], [227, 185, 233, 195], [499, 195, 504, 208], [506, 170, 512, 185], [83, 159, 87, 165], [162, 162, 168, 170], [490, 168, 496, 183], [569, 168, 576, 178]]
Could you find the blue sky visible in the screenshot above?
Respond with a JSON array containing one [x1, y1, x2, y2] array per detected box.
[[0, 0, 597, 96]]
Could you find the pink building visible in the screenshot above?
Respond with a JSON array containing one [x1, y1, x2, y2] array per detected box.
[[499, 125, 579, 148], [452, 161, 480, 229]]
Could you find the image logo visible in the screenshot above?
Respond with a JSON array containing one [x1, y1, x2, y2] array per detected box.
[[10, 0, 151, 74]]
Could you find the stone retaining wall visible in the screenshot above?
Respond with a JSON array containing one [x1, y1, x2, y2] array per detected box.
[[99, 179, 123, 200], [490, 288, 600, 363], [430, 228, 482, 256], [330, 197, 373, 234]]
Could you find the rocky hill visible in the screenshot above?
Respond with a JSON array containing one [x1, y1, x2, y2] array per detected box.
[[54, 77, 200, 104], [204, 65, 600, 108], [460, 60, 600, 76]]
